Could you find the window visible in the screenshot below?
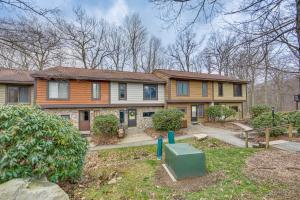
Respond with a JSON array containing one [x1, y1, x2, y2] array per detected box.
[[119, 83, 127, 100], [48, 81, 68, 99], [61, 115, 70, 120], [119, 110, 125, 123], [177, 108, 186, 113], [198, 104, 205, 117], [177, 81, 189, 96], [233, 84, 243, 97], [92, 82, 100, 100], [218, 82, 223, 96], [143, 84, 158, 100], [143, 112, 155, 117], [7, 86, 30, 104], [230, 106, 239, 112], [202, 81, 208, 97]]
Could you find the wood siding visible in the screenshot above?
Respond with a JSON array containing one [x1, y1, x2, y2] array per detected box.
[[213, 82, 247, 101], [0, 84, 5, 105], [35, 79, 109, 105], [170, 80, 213, 101], [110, 82, 165, 104]]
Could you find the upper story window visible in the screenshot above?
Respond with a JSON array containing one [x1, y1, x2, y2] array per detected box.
[[218, 82, 223, 97], [202, 81, 208, 97], [177, 81, 189, 96], [92, 82, 100, 100], [119, 83, 127, 100], [7, 86, 30, 104], [48, 81, 69, 99], [144, 84, 158, 100], [233, 84, 243, 97]]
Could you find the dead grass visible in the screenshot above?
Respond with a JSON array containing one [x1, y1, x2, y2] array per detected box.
[[155, 166, 225, 192]]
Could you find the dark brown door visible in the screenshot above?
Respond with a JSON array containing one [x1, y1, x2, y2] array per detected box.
[[79, 110, 90, 131], [128, 109, 137, 127]]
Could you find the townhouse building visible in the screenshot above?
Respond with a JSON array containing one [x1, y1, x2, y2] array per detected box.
[[0, 69, 34, 105], [153, 69, 247, 124], [31, 67, 165, 131], [1, 67, 248, 131]]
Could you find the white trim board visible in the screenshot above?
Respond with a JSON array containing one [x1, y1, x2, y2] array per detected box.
[[162, 164, 177, 182]]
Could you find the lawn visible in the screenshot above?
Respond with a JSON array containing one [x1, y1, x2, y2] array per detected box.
[[64, 138, 286, 200]]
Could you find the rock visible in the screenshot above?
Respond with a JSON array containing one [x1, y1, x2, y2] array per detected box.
[[0, 178, 69, 200], [193, 134, 208, 141], [118, 127, 125, 138], [107, 178, 117, 185]]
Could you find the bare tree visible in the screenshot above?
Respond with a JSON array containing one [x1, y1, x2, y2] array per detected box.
[[141, 36, 164, 72], [168, 29, 200, 71], [0, 0, 58, 18], [106, 26, 130, 71], [58, 7, 111, 69], [0, 17, 62, 70], [124, 13, 147, 72]]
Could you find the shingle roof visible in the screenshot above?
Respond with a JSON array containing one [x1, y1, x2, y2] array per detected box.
[[154, 69, 248, 83], [0, 68, 34, 84], [31, 66, 165, 83]]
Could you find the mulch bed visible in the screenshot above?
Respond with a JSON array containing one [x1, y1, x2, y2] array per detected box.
[[155, 165, 225, 192], [91, 135, 120, 145], [144, 128, 187, 139], [245, 150, 300, 199]]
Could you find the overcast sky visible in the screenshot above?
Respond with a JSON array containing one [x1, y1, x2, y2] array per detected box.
[[2, 0, 242, 46]]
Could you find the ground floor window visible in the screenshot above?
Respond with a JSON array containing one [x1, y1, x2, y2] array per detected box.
[[61, 115, 70, 120], [230, 106, 239, 112], [143, 112, 155, 117], [177, 107, 187, 113]]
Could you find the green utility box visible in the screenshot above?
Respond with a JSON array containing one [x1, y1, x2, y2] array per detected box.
[[165, 143, 206, 180]]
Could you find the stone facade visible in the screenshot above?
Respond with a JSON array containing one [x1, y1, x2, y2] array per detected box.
[[44, 106, 163, 131]]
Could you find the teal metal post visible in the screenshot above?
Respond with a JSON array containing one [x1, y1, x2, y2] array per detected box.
[[168, 131, 175, 144], [157, 135, 163, 160]]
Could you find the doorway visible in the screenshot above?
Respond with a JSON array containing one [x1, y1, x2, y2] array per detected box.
[[79, 110, 90, 131], [128, 109, 137, 127], [191, 104, 205, 122]]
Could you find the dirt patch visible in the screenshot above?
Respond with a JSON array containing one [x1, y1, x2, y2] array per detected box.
[[203, 121, 243, 132], [155, 165, 225, 192], [246, 150, 300, 184], [145, 128, 187, 139], [245, 150, 300, 199], [91, 135, 120, 145]]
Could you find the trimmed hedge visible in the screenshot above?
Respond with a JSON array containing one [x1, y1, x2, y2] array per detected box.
[[251, 112, 287, 137], [0, 105, 88, 183], [206, 105, 236, 122], [92, 114, 119, 137], [152, 109, 184, 131], [250, 105, 271, 118]]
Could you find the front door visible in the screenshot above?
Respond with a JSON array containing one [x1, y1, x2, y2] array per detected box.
[[79, 110, 90, 131], [128, 109, 137, 127], [191, 105, 198, 122]]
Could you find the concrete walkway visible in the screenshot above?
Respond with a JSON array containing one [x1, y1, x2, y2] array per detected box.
[[89, 134, 194, 151], [89, 124, 248, 151], [188, 124, 250, 147], [118, 127, 153, 144], [270, 140, 300, 153]]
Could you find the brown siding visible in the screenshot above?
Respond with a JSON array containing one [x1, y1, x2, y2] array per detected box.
[[36, 79, 109, 105], [167, 103, 210, 124], [170, 80, 213, 101]]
